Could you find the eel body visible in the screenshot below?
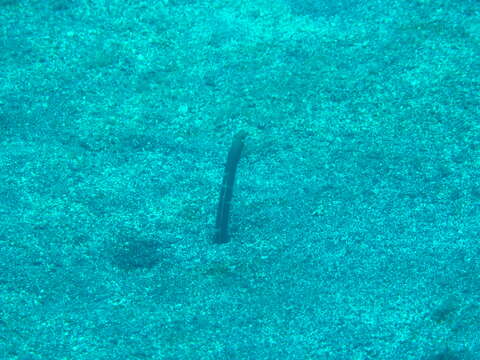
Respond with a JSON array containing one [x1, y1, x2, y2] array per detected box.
[[213, 131, 247, 244]]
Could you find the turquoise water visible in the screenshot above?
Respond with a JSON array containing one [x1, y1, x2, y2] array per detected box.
[[1, 0, 479, 358]]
